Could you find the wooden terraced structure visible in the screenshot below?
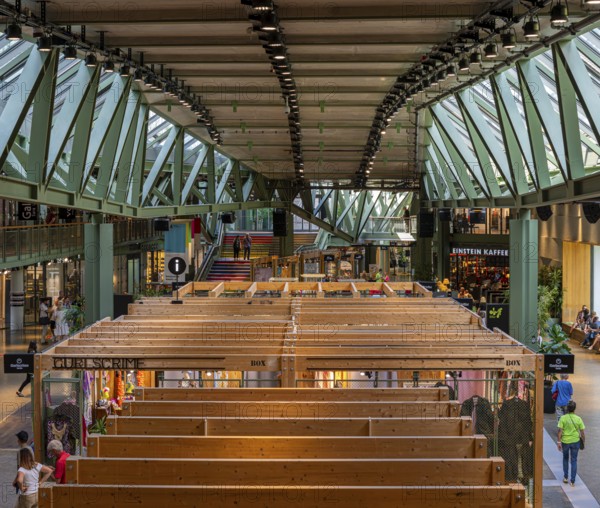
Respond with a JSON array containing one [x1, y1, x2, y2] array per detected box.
[[36, 284, 542, 507]]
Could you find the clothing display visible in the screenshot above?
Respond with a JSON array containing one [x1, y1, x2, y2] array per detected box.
[[460, 395, 494, 436], [498, 396, 533, 483]]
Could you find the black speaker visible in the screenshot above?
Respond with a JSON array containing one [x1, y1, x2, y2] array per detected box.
[[536, 205, 553, 221], [469, 208, 486, 224], [582, 203, 600, 224], [438, 208, 452, 222], [153, 218, 170, 232], [273, 209, 287, 237], [418, 211, 435, 238], [221, 212, 236, 224]]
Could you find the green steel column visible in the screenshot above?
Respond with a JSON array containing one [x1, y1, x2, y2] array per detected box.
[[278, 211, 295, 257], [435, 217, 451, 281], [509, 210, 538, 344], [84, 217, 114, 324]]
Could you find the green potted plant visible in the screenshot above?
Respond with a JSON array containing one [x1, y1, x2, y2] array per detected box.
[[88, 416, 108, 435], [539, 324, 572, 414], [539, 266, 564, 325]]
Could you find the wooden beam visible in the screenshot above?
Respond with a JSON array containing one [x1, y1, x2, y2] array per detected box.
[[209, 282, 224, 298]]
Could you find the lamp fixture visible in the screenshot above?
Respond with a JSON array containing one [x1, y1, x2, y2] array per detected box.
[[120, 63, 130, 77], [523, 15, 540, 38], [133, 68, 144, 82], [103, 59, 115, 73], [63, 45, 77, 60], [84, 53, 97, 67], [484, 42, 498, 58], [5, 21, 22, 41], [458, 57, 470, 71], [446, 64, 457, 77], [470, 51, 482, 64], [501, 30, 517, 49], [551, 1, 569, 25], [37, 35, 53, 52]]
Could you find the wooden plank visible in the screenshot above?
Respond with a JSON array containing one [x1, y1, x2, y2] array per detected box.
[[68, 457, 505, 486], [39, 484, 526, 508], [134, 387, 450, 402], [86, 435, 488, 459], [122, 400, 460, 418], [105, 416, 473, 437], [245, 282, 257, 298], [209, 281, 224, 298]]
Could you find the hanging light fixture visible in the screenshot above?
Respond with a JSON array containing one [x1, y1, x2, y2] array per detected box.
[[103, 59, 115, 73], [84, 53, 97, 67], [437, 68, 447, 81], [470, 50, 482, 64], [119, 63, 130, 77], [5, 21, 22, 41], [551, 0, 569, 26], [446, 64, 457, 77], [270, 47, 286, 60], [251, 0, 274, 11], [458, 56, 470, 71], [484, 42, 498, 58], [257, 12, 278, 31], [523, 15, 540, 38], [37, 35, 53, 52], [63, 45, 77, 60], [133, 68, 144, 82], [501, 30, 517, 49]]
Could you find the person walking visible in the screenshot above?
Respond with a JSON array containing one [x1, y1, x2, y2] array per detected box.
[[16, 342, 37, 398], [557, 400, 585, 487], [403, 206, 411, 232], [13, 448, 53, 507], [52, 301, 69, 343], [232, 235, 241, 260], [39, 298, 50, 344], [551, 374, 573, 423], [243, 233, 252, 260]]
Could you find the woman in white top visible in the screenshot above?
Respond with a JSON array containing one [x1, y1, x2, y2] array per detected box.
[[13, 448, 53, 507], [52, 301, 70, 343], [39, 298, 50, 344]]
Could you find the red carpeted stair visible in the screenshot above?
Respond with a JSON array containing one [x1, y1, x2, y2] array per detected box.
[[206, 259, 252, 282]]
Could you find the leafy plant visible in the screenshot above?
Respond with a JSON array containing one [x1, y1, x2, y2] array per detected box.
[[537, 284, 557, 333], [88, 416, 108, 435], [538, 324, 572, 354], [65, 297, 85, 333], [539, 266, 564, 319]]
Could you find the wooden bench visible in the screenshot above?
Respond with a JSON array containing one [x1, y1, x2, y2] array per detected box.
[[86, 435, 488, 459], [105, 416, 474, 437], [134, 387, 451, 401], [40, 484, 526, 507], [65, 456, 506, 486], [121, 400, 461, 418]]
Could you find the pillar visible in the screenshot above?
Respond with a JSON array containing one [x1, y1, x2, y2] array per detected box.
[[278, 211, 295, 258], [435, 218, 451, 281], [84, 215, 114, 325], [9, 269, 24, 331], [509, 210, 538, 343]]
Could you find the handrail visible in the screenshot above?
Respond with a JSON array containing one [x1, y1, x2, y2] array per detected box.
[[0, 222, 88, 231], [195, 222, 225, 281]]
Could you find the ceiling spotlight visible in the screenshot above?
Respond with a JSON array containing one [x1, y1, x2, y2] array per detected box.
[[551, 1, 569, 25], [584, 0, 600, 4], [458, 57, 470, 71], [144, 73, 154, 87], [271, 47, 287, 60], [484, 43, 498, 58], [5, 21, 22, 41], [501, 30, 517, 49], [37, 35, 53, 53], [523, 16, 540, 38], [63, 46, 77, 60], [133, 68, 144, 82], [437, 68, 447, 81], [257, 12, 278, 31], [470, 51, 482, 64], [85, 53, 98, 67], [446, 64, 456, 77], [103, 60, 115, 73], [120, 64, 130, 77]]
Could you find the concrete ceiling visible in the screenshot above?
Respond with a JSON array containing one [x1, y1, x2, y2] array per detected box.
[[18, 0, 594, 184]]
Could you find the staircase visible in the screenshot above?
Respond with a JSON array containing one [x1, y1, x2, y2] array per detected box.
[[221, 232, 278, 259], [294, 232, 317, 251], [206, 260, 252, 282]]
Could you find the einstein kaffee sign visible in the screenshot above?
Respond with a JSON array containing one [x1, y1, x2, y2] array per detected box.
[[451, 247, 509, 257]]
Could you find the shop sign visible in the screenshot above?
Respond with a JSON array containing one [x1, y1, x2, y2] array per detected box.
[[380, 246, 389, 251], [52, 357, 145, 370], [323, 254, 335, 262], [354, 254, 363, 260], [418, 281, 436, 292], [17, 203, 38, 221], [544, 354, 575, 374], [451, 247, 509, 256], [484, 303, 510, 334], [4, 353, 34, 374], [58, 208, 76, 221]]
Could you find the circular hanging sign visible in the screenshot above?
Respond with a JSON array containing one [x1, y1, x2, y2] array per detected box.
[[168, 256, 187, 276]]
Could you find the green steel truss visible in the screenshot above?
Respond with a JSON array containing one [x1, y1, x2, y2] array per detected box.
[[0, 38, 408, 242], [421, 26, 600, 209]]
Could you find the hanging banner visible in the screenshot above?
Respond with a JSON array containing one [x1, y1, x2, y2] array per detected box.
[[17, 203, 38, 221]]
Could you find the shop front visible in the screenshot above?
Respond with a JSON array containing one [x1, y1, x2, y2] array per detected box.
[[450, 245, 510, 301]]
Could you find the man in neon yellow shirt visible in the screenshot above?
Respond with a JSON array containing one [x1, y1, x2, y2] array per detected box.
[[557, 400, 585, 487], [375, 269, 383, 283]]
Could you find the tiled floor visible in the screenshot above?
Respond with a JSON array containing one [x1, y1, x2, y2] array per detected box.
[[0, 327, 599, 506]]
